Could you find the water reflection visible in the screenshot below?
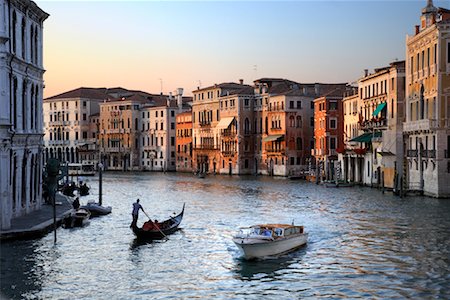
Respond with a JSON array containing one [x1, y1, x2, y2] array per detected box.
[[1, 173, 450, 299]]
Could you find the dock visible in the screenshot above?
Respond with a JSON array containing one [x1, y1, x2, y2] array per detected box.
[[0, 193, 73, 242]]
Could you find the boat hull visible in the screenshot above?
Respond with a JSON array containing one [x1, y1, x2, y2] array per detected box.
[[132, 204, 184, 241], [81, 203, 112, 217], [233, 233, 308, 259]]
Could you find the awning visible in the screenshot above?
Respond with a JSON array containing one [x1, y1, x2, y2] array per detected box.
[[372, 102, 387, 116], [349, 132, 381, 143], [216, 117, 235, 129], [262, 134, 284, 142]]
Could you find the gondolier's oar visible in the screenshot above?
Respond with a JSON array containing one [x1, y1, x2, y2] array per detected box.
[[143, 211, 168, 240]]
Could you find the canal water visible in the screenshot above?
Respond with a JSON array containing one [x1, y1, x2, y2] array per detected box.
[[1, 173, 450, 299]]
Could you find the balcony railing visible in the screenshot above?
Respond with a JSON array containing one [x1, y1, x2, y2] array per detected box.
[[359, 118, 387, 130], [266, 148, 285, 155], [407, 150, 418, 157], [199, 121, 211, 127], [403, 119, 437, 133], [193, 145, 217, 150], [427, 150, 436, 158], [221, 151, 235, 157]]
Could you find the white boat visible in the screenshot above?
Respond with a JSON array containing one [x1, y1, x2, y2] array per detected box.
[[81, 200, 112, 217], [67, 162, 96, 176], [62, 208, 91, 228], [233, 224, 308, 259]]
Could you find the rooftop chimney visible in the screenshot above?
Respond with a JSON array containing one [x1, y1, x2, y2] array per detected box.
[[415, 25, 420, 34], [364, 69, 369, 77], [239, 79, 244, 85]]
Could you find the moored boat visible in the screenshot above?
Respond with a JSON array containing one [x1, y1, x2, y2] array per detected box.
[[233, 224, 308, 259], [81, 200, 112, 217], [132, 203, 185, 240], [62, 208, 91, 228]]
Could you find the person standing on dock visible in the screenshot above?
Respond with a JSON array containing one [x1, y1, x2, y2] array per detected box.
[[131, 199, 145, 228]]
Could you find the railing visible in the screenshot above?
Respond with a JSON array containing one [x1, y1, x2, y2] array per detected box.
[[359, 118, 387, 130], [199, 121, 211, 127], [221, 151, 235, 157], [403, 119, 437, 132], [266, 148, 285, 154], [407, 150, 418, 157], [193, 145, 217, 150]]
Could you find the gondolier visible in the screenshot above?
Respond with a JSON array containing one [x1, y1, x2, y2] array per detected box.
[[131, 199, 146, 228]]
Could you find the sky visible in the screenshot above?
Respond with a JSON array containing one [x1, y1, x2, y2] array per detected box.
[[35, 0, 449, 98]]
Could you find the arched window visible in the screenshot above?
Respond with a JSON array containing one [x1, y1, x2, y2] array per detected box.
[[296, 137, 303, 150], [21, 18, 26, 59], [265, 117, 268, 134], [296, 116, 302, 128], [420, 85, 425, 120], [34, 26, 38, 64], [22, 80, 27, 130], [244, 118, 250, 134], [30, 25, 34, 63], [289, 116, 295, 127], [12, 11, 17, 53]]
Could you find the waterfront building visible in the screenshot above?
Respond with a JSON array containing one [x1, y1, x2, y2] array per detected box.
[[192, 82, 251, 174], [341, 61, 406, 188], [340, 91, 363, 183], [256, 79, 349, 177], [217, 84, 255, 175], [403, 0, 450, 197], [98, 90, 153, 171], [312, 89, 347, 181], [43, 88, 107, 165], [141, 89, 190, 172], [0, 0, 48, 230], [176, 111, 193, 173]]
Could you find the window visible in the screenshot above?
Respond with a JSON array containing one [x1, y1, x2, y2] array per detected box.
[[289, 101, 294, 109], [82, 131, 88, 139], [329, 101, 337, 110], [448, 42, 450, 64], [160, 137, 163, 146], [171, 122, 175, 130], [310, 101, 314, 109], [83, 101, 86, 107], [330, 137, 336, 150], [310, 117, 314, 127], [171, 111, 175, 117], [330, 119, 336, 129], [83, 113, 87, 121], [296, 137, 303, 150], [161, 111, 164, 117]]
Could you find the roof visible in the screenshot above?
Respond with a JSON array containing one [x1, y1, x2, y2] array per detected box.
[[45, 87, 108, 100]]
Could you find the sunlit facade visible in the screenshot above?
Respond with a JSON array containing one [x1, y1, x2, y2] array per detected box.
[[403, 1, 450, 197]]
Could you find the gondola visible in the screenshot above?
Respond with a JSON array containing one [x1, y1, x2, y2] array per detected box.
[[132, 203, 185, 240]]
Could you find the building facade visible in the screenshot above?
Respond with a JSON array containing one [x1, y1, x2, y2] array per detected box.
[[140, 90, 188, 172], [0, 0, 48, 230], [313, 93, 345, 181], [403, 1, 450, 197], [176, 111, 193, 173], [43, 88, 106, 165]]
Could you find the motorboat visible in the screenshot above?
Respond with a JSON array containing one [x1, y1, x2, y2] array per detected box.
[[132, 203, 185, 240], [62, 208, 91, 228], [81, 200, 112, 217], [233, 224, 308, 259]]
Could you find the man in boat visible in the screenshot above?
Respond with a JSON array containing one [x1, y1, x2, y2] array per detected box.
[[72, 197, 80, 210], [131, 199, 146, 228]]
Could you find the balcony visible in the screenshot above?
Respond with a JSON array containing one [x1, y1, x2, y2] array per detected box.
[[359, 118, 387, 130], [199, 121, 211, 127], [266, 148, 285, 155], [407, 150, 418, 157], [221, 150, 235, 157], [403, 119, 437, 133], [193, 145, 217, 150]]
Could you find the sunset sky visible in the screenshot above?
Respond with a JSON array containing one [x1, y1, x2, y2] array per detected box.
[[35, 0, 448, 98]]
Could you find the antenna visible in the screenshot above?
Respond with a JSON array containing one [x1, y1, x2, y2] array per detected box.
[[253, 64, 258, 79], [198, 80, 202, 88], [159, 78, 163, 94]]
